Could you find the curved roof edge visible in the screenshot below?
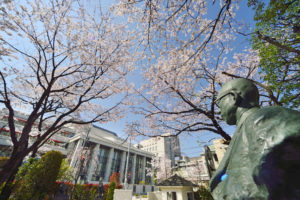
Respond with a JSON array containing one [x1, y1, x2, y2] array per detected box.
[[92, 124, 118, 137]]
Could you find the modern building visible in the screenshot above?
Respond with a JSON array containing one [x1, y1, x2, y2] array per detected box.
[[174, 155, 210, 186], [139, 133, 181, 167], [0, 109, 154, 185], [211, 138, 228, 169], [0, 109, 74, 157], [68, 125, 153, 184], [173, 138, 228, 187], [157, 174, 197, 200]]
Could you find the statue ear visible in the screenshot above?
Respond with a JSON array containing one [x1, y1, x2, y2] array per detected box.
[[232, 92, 242, 106]]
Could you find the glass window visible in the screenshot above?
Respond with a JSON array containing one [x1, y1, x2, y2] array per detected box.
[[135, 155, 144, 184], [187, 192, 194, 200], [172, 192, 177, 200], [167, 192, 177, 200], [91, 145, 110, 181], [145, 158, 152, 184], [110, 149, 122, 177], [122, 153, 134, 183], [80, 142, 96, 181], [213, 154, 219, 162]]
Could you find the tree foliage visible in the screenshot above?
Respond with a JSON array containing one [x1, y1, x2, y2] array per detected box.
[[57, 158, 74, 182], [106, 181, 116, 200], [70, 183, 98, 200], [116, 0, 262, 140], [12, 151, 63, 200], [0, 0, 133, 189], [194, 186, 213, 200], [109, 172, 121, 187], [250, 0, 300, 108], [146, 156, 173, 183]]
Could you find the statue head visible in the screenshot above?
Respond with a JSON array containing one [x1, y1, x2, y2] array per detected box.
[[216, 78, 259, 125]]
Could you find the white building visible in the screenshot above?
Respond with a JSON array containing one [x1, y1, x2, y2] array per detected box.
[[0, 109, 153, 185], [0, 109, 74, 157], [174, 156, 210, 186], [211, 138, 228, 169], [173, 138, 229, 187], [68, 125, 153, 184], [139, 133, 181, 167]]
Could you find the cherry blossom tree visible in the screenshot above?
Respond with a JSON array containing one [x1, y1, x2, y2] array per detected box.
[[113, 0, 279, 141], [0, 0, 133, 196], [146, 155, 172, 183], [129, 48, 260, 141], [185, 160, 206, 185]]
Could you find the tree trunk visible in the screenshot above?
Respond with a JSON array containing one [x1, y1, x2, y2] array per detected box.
[[0, 150, 26, 200], [31, 147, 38, 158], [0, 167, 18, 200]]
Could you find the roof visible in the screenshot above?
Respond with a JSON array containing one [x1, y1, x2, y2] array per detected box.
[[157, 174, 197, 187], [92, 124, 118, 137]]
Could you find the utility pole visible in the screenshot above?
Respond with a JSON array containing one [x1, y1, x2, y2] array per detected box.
[[124, 136, 131, 190]]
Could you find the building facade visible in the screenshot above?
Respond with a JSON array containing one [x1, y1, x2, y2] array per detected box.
[[173, 138, 228, 187], [139, 133, 181, 167], [211, 138, 228, 169], [174, 155, 210, 186], [68, 125, 153, 184], [0, 109, 153, 185], [0, 109, 74, 157]]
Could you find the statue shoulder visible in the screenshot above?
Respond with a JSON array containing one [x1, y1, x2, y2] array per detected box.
[[244, 106, 300, 149], [245, 106, 300, 127]]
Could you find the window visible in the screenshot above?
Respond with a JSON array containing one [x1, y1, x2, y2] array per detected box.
[[145, 158, 152, 184], [91, 145, 110, 181], [172, 192, 177, 200], [167, 192, 177, 200], [134, 155, 144, 184], [213, 154, 219, 162], [110, 149, 122, 177], [123, 153, 134, 183], [187, 192, 194, 200]]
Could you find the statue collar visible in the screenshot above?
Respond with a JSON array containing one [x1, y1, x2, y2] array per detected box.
[[237, 107, 259, 128]]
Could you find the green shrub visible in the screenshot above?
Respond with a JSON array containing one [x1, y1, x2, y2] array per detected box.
[[57, 158, 74, 182], [106, 181, 116, 200], [12, 150, 64, 200], [194, 186, 213, 200], [71, 183, 98, 200]]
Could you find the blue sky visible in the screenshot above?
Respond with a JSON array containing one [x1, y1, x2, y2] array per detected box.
[[0, 0, 258, 157], [98, 0, 258, 157]]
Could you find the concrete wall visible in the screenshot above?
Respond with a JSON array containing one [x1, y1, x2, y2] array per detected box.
[[159, 186, 194, 200], [113, 189, 132, 200], [148, 191, 162, 200], [136, 185, 144, 194], [213, 139, 228, 169]]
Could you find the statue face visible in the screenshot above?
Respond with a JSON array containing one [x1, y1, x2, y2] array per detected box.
[[216, 92, 238, 125]]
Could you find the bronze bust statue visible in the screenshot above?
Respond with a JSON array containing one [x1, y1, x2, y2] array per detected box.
[[209, 78, 300, 200]]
